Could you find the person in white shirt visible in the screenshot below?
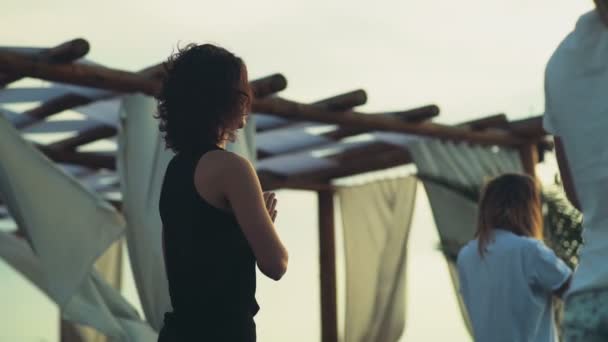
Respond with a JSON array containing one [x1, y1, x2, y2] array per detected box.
[[543, 8, 608, 341], [457, 174, 572, 342]]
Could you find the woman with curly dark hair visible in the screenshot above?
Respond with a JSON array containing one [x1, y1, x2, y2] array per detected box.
[[156, 43, 288, 341]]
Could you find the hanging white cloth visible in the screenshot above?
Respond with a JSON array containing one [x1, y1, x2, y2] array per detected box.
[[75, 239, 124, 342], [0, 113, 125, 307], [408, 140, 523, 334], [338, 177, 417, 342], [0, 112, 155, 340], [117, 94, 257, 330], [0, 232, 156, 341]]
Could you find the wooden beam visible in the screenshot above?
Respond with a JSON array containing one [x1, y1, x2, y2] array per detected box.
[[519, 143, 538, 178], [0, 50, 161, 95], [313, 89, 367, 111], [508, 116, 544, 138], [0, 38, 90, 88], [252, 97, 523, 146], [36, 146, 331, 191], [276, 146, 411, 185], [322, 105, 439, 140], [257, 105, 439, 161], [49, 125, 117, 150], [14, 67, 286, 129], [256, 89, 368, 133], [259, 171, 334, 191], [458, 113, 508, 131], [318, 190, 338, 342], [250, 74, 288, 98], [38, 145, 115, 170], [16, 94, 92, 129]]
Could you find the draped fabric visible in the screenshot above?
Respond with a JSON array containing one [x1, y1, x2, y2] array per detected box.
[[117, 94, 173, 330], [408, 140, 524, 334], [338, 177, 417, 342], [0, 113, 124, 307], [76, 239, 124, 342], [117, 94, 257, 330], [0, 112, 156, 340]]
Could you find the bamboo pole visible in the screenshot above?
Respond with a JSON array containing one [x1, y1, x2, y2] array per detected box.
[[0, 38, 90, 87], [253, 97, 523, 146]]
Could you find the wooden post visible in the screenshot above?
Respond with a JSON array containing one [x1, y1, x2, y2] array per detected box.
[[60, 320, 83, 342], [318, 190, 338, 342], [519, 143, 539, 178]]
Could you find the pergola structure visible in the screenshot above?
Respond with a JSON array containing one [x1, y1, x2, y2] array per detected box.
[[0, 39, 549, 342]]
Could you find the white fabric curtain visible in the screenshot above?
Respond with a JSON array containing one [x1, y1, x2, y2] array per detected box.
[[0, 232, 157, 341], [338, 177, 417, 342], [117, 94, 173, 330], [408, 140, 524, 334], [117, 94, 257, 330], [76, 239, 124, 342], [0, 113, 156, 340], [0, 113, 124, 307]]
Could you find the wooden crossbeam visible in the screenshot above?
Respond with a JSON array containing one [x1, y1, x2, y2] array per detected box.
[[313, 89, 367, 111], [256, 89, 367, 133], [508, 116, 543, 138], [319, 105, 439, 140], [262, 145, 412, 191], [253, 97, 522, 146], [0, 50, 160, 95], [457, 113, 508, 131], [251, 74, 288, 98], [38, 145, 115, 170], [15, 94, 92, 129], [48, 125, 117, 150], [256, 105, 438, 162], [37, 146, 332, 191], [0, 38, 90, 88], [0, 48, 288, 98], [14, 71, 287, 130]]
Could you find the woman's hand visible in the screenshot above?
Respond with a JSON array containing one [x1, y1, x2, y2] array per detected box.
[[263, 192, 278, 222]]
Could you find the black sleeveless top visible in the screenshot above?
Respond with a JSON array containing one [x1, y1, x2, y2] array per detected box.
[[158, 145, 259, 341]]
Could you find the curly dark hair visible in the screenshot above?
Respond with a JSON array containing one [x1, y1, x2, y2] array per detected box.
[[156, 43, 252, 153]]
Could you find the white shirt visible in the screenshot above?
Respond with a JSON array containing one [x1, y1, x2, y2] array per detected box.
[[457, 230, 571, 342], [544, 10, 608, 296]]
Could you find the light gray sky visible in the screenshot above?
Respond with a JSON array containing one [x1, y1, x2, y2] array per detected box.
[[0, 0, 595, 341]]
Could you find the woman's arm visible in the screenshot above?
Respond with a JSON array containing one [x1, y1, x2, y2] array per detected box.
[[553, 137, 581, 211], [213, 153, 288, 281]]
